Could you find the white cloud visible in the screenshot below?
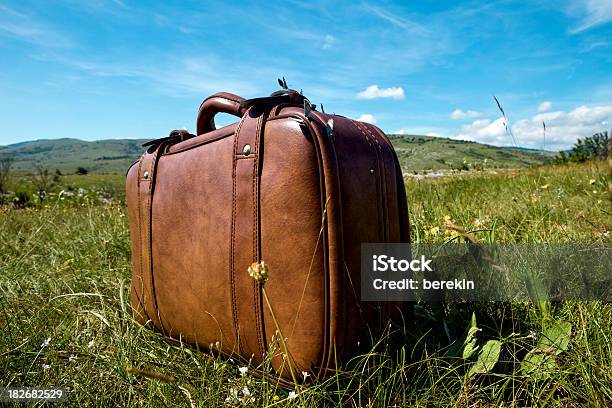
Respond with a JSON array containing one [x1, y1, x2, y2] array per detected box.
[[0, 5, 72, 48], [322, 34, 335, 49], [356, 85, 405, 100], [450, 109, 482, 120], [392, 127, 449, 136], [569, 0, 612, 33], [454, 105, 612, 150], [110, 0, 127, 7], [38, 54, 262, 98], [363, 3, 429, 35], [358, 113, 377, 124], [538, 101, 552, 112], [455, 117, 507, 143]]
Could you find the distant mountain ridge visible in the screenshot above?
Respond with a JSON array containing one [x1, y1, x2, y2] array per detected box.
[[6, 140, 36, 148], [0, 138, 147, 173], [0, 135, 553, 174]]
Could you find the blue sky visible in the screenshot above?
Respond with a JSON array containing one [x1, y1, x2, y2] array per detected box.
[[0, 0, 611, 150]]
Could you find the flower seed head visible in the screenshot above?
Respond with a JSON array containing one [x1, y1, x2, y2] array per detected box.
[[248, 261, 269, 284]]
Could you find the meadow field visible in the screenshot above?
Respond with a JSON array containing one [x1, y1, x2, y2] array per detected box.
[[0, 161, 610, 406]]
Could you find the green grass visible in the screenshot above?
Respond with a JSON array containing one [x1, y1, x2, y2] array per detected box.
[[405, 161, 610, 243], [4, 172, 126, 207], [0, 161, 610, 406]]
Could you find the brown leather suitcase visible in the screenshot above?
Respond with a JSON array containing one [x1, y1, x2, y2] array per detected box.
[[126, 88, 410, 380]]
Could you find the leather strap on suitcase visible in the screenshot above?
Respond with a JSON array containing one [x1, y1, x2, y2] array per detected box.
[[230, 108, 267, 362]]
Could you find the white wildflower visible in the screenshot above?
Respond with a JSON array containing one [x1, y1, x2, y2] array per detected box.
[[87, 340, 94, 348], [42, 364, 51, 370], [225, 388, 239, 403], [302, 371, 310, 380], [288, 391, 297, 400], [239, 366, 248, 376], [41, 338, 51, 348]]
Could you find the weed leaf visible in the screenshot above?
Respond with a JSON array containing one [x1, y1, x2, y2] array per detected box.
[[520, 319, 571, 379], [539, 319, 572, 353], [468, 340, 502, 377], [521, 351, 557, 379], [462, 313, 480, 359]]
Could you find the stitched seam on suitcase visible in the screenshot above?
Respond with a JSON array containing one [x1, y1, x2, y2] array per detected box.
[[308, 112, 343, 372], [137, 152, 162, 329], [354, 121, 385, 240], [366, 122, 389, 240], [230, 115, 245, 354], [358, 123, 395, 323], [307, 113, 338, 374], [252, 113, 265, 357], [146, 152, 155, 328], [147, 147, 169, 334], [369, 123, 389, 240], [136, 158, 152, 323], [364, 124, 390, 241], [352, 120, 387, 339], [369, 125, 402, 241], [325, 119, 348, 371], [353, 122, 385, 239], [139, 159, 148, 324], [144, 149, 160, 332]]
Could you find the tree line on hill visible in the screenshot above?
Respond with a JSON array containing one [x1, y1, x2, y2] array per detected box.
[[552, 131, 609, 164]]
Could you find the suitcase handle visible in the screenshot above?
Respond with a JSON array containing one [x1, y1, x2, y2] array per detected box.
[[240, 90, 308, 111], [196, 92, 248, 135]]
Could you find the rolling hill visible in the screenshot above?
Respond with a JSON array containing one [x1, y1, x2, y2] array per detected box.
[[0, 135, 554, 174], [0, 138, 146, 173], [390, 134, 553, 173]]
